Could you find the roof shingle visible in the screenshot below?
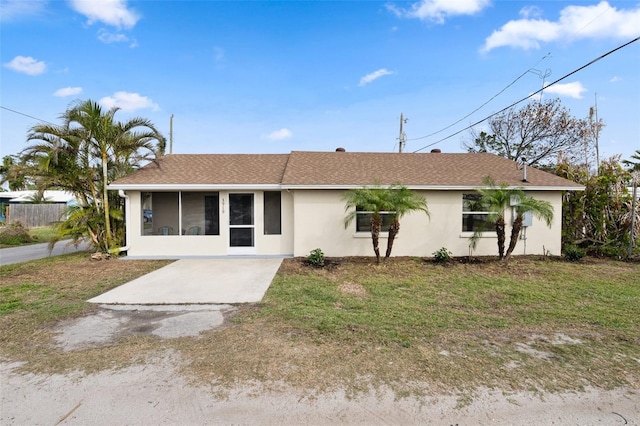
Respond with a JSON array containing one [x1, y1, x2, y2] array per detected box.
[[110, 151, 582, 189], [111, 154, 290, 186]]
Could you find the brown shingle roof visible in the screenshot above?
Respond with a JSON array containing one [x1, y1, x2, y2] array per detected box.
[[281, 151, 582, 188], [110, 151, 582, 189], [111, 154, 290, 186]]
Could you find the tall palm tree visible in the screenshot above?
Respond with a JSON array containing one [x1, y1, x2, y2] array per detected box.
[[24, 99, 165, 252], [385, 184, 429, 258], [23, 125, 96, 207], [343, 184, 394, 263]]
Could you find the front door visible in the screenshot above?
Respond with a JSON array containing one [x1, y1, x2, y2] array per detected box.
[[228, 193, 255, 254]]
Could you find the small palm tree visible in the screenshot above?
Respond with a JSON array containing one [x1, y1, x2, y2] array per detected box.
[[504, 194, 554, 262], [343, 183, 393, 263], [385, 184, 429, 258], [474, 177, 554, 262], [475, 177, 511, 259]]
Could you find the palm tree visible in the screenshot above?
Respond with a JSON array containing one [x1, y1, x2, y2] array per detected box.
[[622, 150, 640, 172], [343, 184, 393, 263], [385, 184, 429, 258], [475, 177, 511, 259], [64, 101, 165, 249], [24, 99, 165, 252], [474, 177, 554, 261], [0, 155, 29, 190], [504, 194, 554, 262]]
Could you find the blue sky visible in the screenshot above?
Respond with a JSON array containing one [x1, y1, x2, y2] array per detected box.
[[1, 0, 639, 163]]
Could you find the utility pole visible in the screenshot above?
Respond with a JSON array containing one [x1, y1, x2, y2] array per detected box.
[[594, 93, 600, 175], [169, 114, 174, 154], [398, 113, 408, 153], [630, 177, 637, 258]]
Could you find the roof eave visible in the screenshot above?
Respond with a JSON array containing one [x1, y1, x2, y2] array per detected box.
[[281, 184, 585, 191], [108, 183, 282, 191]]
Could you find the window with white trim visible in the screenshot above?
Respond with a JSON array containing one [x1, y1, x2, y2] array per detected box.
[[462, 193, 492, 232], [356, 206, 394, 233]]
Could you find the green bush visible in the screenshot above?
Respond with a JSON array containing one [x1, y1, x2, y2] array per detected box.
[[0, 222, 34, 246], [590, 245, 628, 260], [433, 247, 452, 263], [307, 248, 325, 267], [563, 245, 586, 262]]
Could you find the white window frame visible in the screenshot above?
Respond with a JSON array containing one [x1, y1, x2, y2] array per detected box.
[[461, 193, 493, 236]]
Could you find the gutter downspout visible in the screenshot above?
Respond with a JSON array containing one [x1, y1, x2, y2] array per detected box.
[[118, 190, 131, 253]]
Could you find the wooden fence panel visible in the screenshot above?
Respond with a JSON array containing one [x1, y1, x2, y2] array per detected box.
[[7, 204, 67, 228]]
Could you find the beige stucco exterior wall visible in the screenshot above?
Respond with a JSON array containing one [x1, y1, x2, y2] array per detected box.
[[291, 189, 563, 258], [123, 190, 294, 257], [123, 188, 562, 258]]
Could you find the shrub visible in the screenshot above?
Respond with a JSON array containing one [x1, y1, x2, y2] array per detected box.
[[590, 245, 628, 260], [433, 247, 452, 263], [563, 245, 586, 262], [0, 222, 34, 246], [307, 248, 325, 267]]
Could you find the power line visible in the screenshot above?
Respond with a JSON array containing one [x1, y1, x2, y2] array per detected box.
[[0, 105, 57, 126], [407, 1, 616, 146], [407, 52, 551, 142], [412, 36, 640, 153]]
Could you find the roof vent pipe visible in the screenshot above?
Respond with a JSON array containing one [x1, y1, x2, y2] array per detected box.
[[522, 157, 528, 182], [430, 149, 441, 153], [335, 147, 346, 152]]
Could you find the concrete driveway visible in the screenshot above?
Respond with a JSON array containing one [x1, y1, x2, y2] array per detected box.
[[89, 258, 284, 305]]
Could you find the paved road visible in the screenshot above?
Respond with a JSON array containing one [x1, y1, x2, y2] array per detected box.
[[0, 240, 91, 266]]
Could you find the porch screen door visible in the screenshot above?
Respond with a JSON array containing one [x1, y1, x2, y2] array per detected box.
[[228, 193, 255, 254]]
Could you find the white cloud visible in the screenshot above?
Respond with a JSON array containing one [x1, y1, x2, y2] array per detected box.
[[519, 6, 542, 19], [3, 56, 46, 75], [97, 28, 127, 43], [267, 128, 293, 140], [0, 0, 48, 22], [99, 91, 158, 111], [69, 0, 139, 29], [543, 81, 587, 99], [53, 87, 83, 97], [388, 0, 490, 23], [359, 69, 394, 86], [482, 1, 640, 52], [610, 76, 621, 83]]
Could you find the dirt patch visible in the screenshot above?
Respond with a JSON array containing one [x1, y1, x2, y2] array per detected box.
[[52, 305, 237, 352]]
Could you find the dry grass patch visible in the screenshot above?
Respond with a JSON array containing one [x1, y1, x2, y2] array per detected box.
[[337, 281, 367, 297]]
